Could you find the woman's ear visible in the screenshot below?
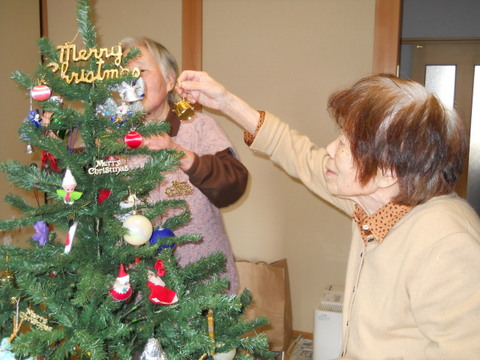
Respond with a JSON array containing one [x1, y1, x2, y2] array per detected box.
[[166, 72, 175, 93]]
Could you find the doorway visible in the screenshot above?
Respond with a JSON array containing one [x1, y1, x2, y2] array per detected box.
[[400, 40, 480, 212]]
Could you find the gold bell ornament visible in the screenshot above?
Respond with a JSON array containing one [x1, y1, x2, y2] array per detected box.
[[0, 269, 15, 287], [0, 256, 15, 287], [173, 98, 195, 120]]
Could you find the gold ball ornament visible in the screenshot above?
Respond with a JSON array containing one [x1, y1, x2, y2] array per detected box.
[[123, 214, 153, 246], [0, 269, 15, 287]]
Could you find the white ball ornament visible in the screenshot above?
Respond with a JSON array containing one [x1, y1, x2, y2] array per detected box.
[[212, 349, 237, 360], [123, 214, 153, 246]]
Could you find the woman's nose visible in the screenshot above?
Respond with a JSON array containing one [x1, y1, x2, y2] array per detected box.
[[326, 138, 338, 157]]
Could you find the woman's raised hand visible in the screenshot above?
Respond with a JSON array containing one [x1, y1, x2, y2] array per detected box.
[[176, 71, 228, 112], [177, 70, 260, 134]]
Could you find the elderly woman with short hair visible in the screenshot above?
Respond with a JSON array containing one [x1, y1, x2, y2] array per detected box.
[[176, 71, 480, 360], [121, 38, 249, 295]]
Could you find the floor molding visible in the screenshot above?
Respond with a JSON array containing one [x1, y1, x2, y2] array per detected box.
[[292, 330, 313, 340]]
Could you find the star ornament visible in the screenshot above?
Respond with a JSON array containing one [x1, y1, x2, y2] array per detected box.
[[32, 220, 49, 246]]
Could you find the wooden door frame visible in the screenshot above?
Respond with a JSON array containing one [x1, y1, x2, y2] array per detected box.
[[182, 0, 400, 74], [182, 0, 202, 71], [372, 0, 402, 74], [42, 0, 397, 74], [39, 0, 400, 116]]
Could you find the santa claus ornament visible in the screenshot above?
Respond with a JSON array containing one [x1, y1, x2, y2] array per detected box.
[[109, 264, 132, 302], [147, 264, 178, 305]]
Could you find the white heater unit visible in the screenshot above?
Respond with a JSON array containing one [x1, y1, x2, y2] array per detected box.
[[313, 286, 344, 360]]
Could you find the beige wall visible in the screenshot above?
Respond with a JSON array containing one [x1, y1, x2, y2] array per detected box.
[[0, 0, 375, 333], [0, 0, 42, 246], [203, 1, 375, 333], [45, 0, 182, 61]]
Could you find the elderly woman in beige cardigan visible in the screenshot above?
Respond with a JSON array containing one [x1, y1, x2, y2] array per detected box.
[[176, 71, 480, 360]]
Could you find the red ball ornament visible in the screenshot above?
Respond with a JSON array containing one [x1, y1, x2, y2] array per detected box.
[[98, 188, 111, 204], [31, 84, 52, 101], [124, 131, 143, 149]]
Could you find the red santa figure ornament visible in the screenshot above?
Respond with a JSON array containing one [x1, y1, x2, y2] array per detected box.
[[147, 261, 178, 305], [109, 264, 133, 301]]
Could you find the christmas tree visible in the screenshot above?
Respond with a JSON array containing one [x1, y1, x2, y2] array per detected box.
[[0, 1, 272, 359]]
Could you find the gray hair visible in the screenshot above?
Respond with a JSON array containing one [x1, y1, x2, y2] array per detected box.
[[121, 37, 180, 104]]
